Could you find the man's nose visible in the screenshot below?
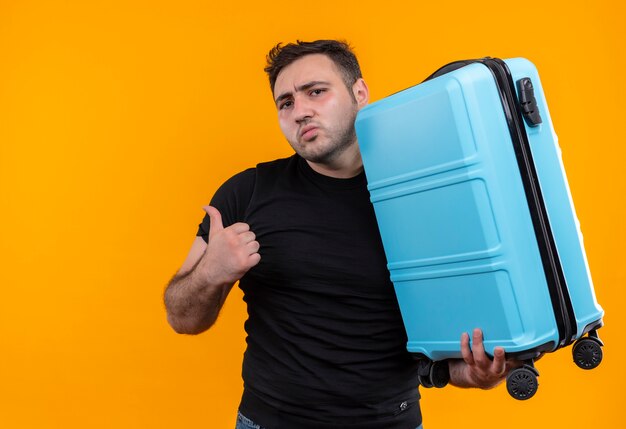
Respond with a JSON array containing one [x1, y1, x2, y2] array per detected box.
[[293, 98, 314, 123]]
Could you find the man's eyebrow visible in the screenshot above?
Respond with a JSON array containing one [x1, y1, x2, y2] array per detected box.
[[274, 80, 330, 106]]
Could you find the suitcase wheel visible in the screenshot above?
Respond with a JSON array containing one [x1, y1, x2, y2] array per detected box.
[[506, 364, 539, 400], [417, 359, 449, 389], [429, 360, 450, 388], [418, 373, 433, 388], [573, 335, 603, 370]]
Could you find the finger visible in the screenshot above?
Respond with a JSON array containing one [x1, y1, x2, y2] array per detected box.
[[460, 332, 474, 366], [491, 347, 506, 376], [248, 252, 261, 266], [229, 222, 251, 234], [239, 231, 256, 244], [472, 328, 489, 366], [246, 240, 260, 254], [204, 206, 224, 239]]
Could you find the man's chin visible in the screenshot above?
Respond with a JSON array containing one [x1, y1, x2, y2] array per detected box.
[[299, 147, 341, 165], [291, 138, 351, 165]]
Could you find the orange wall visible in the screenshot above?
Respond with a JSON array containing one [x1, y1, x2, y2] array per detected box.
[[1, 0, 624, 427]]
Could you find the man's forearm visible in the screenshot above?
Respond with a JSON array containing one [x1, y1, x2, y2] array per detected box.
[[164, 262, 233, 335], [165, 208, 259, 334], [448, 359, 479, 388]]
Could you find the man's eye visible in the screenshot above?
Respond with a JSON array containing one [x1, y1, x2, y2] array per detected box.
[[311, 89, 325, 96], [280, 100, 293, 110]]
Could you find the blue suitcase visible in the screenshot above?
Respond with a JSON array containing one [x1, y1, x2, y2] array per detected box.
[[355, 58, 604, 399]]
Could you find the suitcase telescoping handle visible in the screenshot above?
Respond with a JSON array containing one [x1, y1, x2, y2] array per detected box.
[[422, 58, 484, 82]]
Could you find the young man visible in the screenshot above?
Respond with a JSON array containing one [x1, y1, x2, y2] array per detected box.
[[164, 40, 517, 429]]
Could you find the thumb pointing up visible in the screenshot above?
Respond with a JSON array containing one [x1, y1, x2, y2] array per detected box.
[[204, 205, 223, 239]]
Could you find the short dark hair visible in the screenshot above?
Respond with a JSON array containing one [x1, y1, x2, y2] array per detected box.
[[264, 40, 362, 93]]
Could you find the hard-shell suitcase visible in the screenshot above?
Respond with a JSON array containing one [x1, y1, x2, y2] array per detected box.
[[354, 57, 604, 399]]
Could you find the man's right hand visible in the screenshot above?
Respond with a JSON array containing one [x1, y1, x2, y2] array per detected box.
[[198, 206, 261, 285]]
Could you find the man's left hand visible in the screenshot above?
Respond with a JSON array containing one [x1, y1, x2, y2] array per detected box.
[[448, 328, 522, 389]]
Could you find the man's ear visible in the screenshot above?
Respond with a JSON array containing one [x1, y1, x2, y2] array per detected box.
[[352, 78, 369, 109]]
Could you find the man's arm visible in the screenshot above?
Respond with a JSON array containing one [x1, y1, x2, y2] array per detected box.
[[448, 328, 522, 389], [163, 206, 260, 335]]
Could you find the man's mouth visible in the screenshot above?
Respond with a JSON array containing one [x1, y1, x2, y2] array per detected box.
[[300, 125, 319, 141]]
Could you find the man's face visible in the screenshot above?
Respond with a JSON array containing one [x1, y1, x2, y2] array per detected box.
[[273, 54, 360, 165]]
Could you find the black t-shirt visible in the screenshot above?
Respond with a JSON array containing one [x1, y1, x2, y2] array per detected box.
[[197, 155, 420, 429]]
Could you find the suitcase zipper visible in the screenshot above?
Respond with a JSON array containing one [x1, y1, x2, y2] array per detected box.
[[477, 58, 576, 348]]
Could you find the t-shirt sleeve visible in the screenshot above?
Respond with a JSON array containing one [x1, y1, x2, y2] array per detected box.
[[196, 168, 256, 243]]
